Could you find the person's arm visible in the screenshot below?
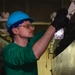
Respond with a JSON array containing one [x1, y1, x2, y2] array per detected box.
[[32, 25, 55, 59], [33, 8, 69, 59]]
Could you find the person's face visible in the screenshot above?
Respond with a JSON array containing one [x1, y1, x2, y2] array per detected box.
[[13, 20, 35, 38]]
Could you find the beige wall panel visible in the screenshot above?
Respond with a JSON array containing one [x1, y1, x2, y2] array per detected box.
[[38, 47, 53, 75]]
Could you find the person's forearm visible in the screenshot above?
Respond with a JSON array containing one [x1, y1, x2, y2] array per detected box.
[[32, 25, 56, 59]]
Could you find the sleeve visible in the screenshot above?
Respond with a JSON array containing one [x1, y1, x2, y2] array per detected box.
[[29, 30, 46, 46], [2, 45, 37, 66]]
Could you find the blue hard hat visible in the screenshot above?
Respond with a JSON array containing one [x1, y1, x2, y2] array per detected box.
[[7, 11, 34, 30]]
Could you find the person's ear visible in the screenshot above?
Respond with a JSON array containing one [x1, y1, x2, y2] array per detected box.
[[12, 28, 18, 34]]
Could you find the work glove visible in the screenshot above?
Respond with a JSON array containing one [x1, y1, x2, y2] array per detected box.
[[51, 8, 69, 31]]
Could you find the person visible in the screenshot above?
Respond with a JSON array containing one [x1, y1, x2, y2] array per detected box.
[[2, 8, 69, 75]]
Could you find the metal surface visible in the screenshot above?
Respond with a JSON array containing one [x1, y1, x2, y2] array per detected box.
[[52, 40, 75, 75]]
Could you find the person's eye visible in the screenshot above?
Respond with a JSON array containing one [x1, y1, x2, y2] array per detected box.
[[26, 25, 29, 28]]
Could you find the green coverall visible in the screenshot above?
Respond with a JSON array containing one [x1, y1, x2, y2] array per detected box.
[[2, 30, 46, 75]]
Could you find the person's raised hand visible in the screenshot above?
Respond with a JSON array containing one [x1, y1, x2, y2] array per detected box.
[[51, 8, 69, 31]]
